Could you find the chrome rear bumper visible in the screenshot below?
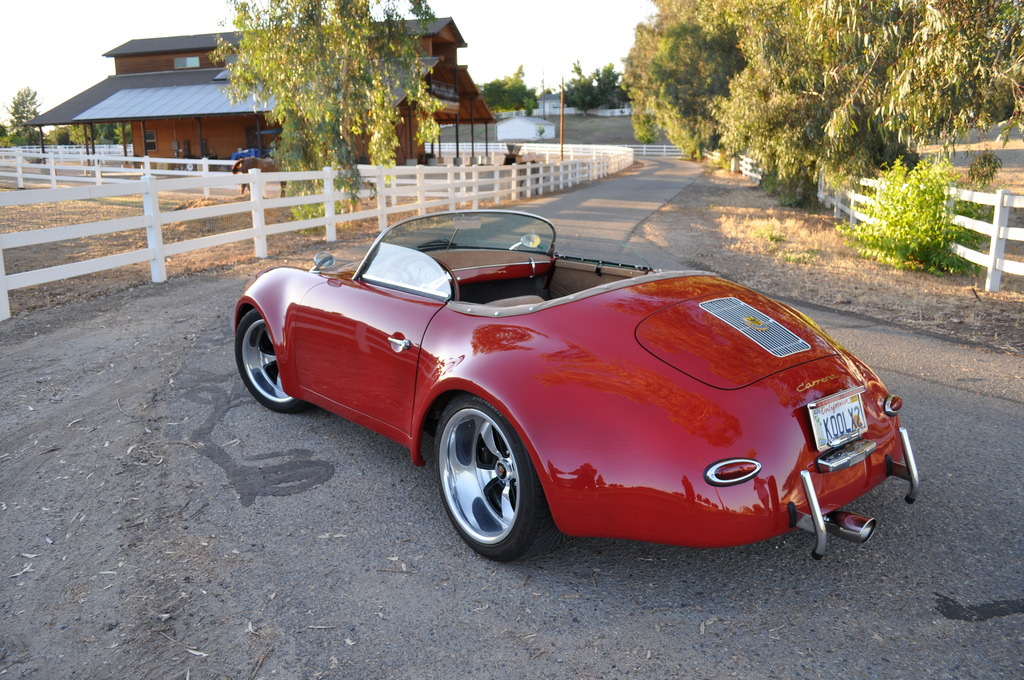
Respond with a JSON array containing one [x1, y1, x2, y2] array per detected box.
[[792, 427, 920, 559]]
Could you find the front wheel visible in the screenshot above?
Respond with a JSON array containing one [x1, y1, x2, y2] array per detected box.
[[235, 309, 308, 413], [435, 395, 562, 561]]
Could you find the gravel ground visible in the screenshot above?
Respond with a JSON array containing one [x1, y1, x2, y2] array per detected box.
[[1, 165, 1021, 678]]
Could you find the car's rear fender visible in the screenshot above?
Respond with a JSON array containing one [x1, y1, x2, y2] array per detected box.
[[414, 304, 905, 547]]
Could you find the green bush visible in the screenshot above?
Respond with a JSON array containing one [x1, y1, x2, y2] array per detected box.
[[841, 158, 982, 274]]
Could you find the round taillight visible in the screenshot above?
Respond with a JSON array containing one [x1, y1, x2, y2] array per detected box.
[[704, 458, 762, 486], [884, 394, 904, 416]]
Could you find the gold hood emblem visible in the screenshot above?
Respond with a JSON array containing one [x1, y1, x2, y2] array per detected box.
[[742, 316, 768, 330]]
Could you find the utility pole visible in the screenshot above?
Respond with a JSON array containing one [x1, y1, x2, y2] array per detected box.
[[559, 78, 565, 161]]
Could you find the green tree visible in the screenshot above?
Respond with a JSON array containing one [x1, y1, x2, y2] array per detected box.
[[6, 86, 40, 144], [481, 66, 538, 112], [720, 0, 1023, 184], [623, 0, 744, 156], [217, 0, 442, 195], [631, 0, 1024, 191], [566, 63, 627, 113], [631, 109, 658, 145]]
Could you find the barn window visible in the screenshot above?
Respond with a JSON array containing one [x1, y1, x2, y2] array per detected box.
[[174, 56, 200, 69], [144, 130, 157, 152]]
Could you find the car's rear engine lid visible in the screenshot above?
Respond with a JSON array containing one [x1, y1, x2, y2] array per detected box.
[[636, 294, 838, 389], [699, 297, 810, 357]]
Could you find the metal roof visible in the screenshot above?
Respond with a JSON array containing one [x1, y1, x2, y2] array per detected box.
[[29, 69, 266, 126], [100, 18, 460, 58], [75, 84, 264, 121], [104, 32, 238, 57]]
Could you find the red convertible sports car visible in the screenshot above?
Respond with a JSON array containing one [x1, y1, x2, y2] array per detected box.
[[234, 210, 920, 561]]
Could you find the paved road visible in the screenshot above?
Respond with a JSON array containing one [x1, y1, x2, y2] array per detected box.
[[1, 158, 1020, 678], [530, 157, 702, 269]]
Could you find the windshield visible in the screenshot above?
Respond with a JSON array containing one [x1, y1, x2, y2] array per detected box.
[[379, 211, 556, 255]]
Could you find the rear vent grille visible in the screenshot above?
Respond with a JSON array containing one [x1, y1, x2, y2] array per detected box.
[[699, 297, 811, 357]]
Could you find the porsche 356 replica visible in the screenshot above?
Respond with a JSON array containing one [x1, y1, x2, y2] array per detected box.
[[234, 210, 920, 561]]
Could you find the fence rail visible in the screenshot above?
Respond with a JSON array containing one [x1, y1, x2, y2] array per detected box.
[[704, 151, 763, 182], [0, 148, 237, 190], [817, 177, 1023, 292], [0, 144, 634, 320], [0, 144, 647, 190]]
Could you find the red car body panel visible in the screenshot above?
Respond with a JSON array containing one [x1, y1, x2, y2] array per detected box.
[[236, 263, 909, 550]]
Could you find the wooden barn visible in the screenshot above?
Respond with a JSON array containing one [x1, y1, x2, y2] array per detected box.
[[29, 18, 494, 164]]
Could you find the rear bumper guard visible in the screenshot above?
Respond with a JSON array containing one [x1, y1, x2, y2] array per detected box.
[[792, 426, 920, 559]]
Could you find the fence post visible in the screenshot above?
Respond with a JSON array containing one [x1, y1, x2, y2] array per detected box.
[[471, 166, 480, 210], [141, 175, 168, 283], [15, 148, 24, 189], [94, 155, 103, 186], [249, 169, 268, 257], [323, 166, 337, 241], [143, 156, 152, 176], [202, 158, 211, 198], [48, 154, 57, 188], [985, 189, 1010, 292], [0, 247, 10, 321], [376, 167, 388, 231], [447, 166, 456, 210], [416, 167, 426, 215]]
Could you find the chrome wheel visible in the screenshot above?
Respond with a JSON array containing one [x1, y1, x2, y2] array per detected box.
[[235, 310, 306, 413], [439, 407, 520, 545]]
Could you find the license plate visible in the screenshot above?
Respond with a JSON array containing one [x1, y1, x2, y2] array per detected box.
[[807, 387, 868, 451]]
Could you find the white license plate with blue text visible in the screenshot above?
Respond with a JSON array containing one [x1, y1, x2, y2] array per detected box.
[[808, 387, 868, 451]]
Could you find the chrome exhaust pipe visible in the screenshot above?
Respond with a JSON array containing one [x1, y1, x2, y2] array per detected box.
[[824, 511, 876, 543], [794, 471, 878, 559]]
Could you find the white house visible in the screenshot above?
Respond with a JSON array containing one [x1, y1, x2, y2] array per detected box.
[[496, 116, 556, 141]]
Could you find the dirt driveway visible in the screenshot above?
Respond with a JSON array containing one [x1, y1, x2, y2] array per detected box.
[[1, 166, 1022, 678]]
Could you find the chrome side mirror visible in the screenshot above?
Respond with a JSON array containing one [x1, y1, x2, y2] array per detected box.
[[312, 251, 336, 272]]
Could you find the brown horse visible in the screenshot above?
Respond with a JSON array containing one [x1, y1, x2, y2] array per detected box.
[[231, 156, 284, 195]]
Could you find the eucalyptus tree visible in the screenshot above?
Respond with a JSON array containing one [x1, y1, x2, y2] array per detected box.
[[623, 0, 744, 157], [217, 0, 442, 195], [629, 0, 1024, 190]]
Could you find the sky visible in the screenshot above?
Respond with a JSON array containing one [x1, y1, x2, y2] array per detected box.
[[1, 0, 655, 117]]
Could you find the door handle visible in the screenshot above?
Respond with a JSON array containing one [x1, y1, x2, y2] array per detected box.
[[387, 336, 412, 352]]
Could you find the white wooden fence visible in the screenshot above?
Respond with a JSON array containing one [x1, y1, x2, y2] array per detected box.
[[432, 142, 682, 159], [0, 148, 236, 190], [818, 177, 1024, 292], [0, 145, 634, 320], [5, 144, 124, 155], [704, 151, 764, 182]]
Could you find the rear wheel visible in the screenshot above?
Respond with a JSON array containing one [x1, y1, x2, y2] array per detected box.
[[235, 309, 308, 413], [435, 395, 561, 561]]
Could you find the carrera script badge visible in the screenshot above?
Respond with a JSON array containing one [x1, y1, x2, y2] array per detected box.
[[798, 374, 839, 392]]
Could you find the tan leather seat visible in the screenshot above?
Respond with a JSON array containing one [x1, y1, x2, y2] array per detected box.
[[487, 295, 546, 307]]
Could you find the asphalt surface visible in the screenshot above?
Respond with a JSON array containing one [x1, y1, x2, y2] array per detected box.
[[1, 158, 1021, 679]]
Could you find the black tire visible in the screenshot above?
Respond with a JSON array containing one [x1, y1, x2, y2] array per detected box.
[[435, 394, 562, 561], [235, 309, 308, 413]]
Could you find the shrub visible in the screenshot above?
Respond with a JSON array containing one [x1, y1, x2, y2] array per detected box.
[[841, 157, 982, 274]]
